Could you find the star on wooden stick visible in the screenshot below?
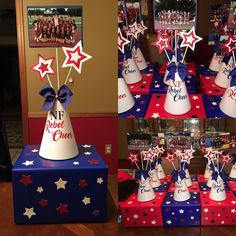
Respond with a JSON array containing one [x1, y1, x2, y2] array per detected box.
[[151, 34, 171, 54], [222, 34, 236, 56], [118, 28, 130, 53], [222, 154, 232, 163], [127, 22, 141, 39], [165, 153, 175, 163], [128, 153, 139, 163]]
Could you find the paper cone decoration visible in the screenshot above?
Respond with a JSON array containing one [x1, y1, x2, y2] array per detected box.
[[204, 163, 211, 179], [173, 176, 191, 202], [132, 47, 148, 71], [219, 85, 236, 118], [164, 72, 191, 115], [209, 175, 226, 201], [155, 163, 166, 179], [207, 173, 213, 188], [148, 169, 161, 188], [215, 57, 233, 88], [184, 169, 192, 187], [209, 53, 223, 72], [229, 164, 236, 178], [122, 58, 142, 84], [137, 174, 156, 202], [118, 77, 135, 114], [39, 99, 79, 160]]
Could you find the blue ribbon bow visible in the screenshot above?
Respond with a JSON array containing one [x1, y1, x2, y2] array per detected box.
[[230, 67, 236, 87], [180, 162, 189, 171], [231, 155, 236, 165], [133, 39, 140, 50], [166, 49, 183, 62], [156, 158, 162, 165], [39, 83, 73, 111], [135, 170, 149, 180], [124, 46, 132, 60], [222, 53, 232, 65], [166, 62, 188, 81], [172, 169, 186, 182]]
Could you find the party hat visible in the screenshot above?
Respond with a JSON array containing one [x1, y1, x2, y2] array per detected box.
[[184, 169, 192, 187], [137, 173, 156, 202], [173, 174, 191, 202], [155, 163, 166, 179], [229, 163, 236, 178], [122, 47, 142, 84], [204, 162, 211, 179], [209, 53, 223, 72], [215, 54, 233, 88], [118, 76, 135, 114], [219, 67, 236, 118], [148, 168, 161, 188], [132, 40, 147, 70], [164, 63, 191, 115], [209, 174, 226, 201], [39, 99, 79, 160]]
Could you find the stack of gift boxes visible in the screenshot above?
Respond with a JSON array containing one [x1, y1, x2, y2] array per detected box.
[[120, 146, 236, 227]]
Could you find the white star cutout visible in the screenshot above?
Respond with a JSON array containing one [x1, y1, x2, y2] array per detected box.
[[134, 95, 141, 99], [97, 177, 104, 184], [136, 108, 141, 112], [156, 104, 160, 107], [167, 220, 172, 224], [133, 214, 138, 219], [150, 208, 154, 212], [73, 161, 79, 165], [151, 220, 156, 225], [82, 144, 91, 148], [191, 216, 194, 220], [84, 152, 91, 155], [196, 105, 200, 109], [166, 201, 171, 205], [203, 208, 209, 213], [23, 207, 36, 219], [54, 178, 67, 190], [155, 84, 160, 88], [179, 209, 184, 214], [37, 186, 43, 193], [231, 209, 236, 214], [32, 149, 38, 153], [192, 96, 199, 100], [82, 196, 91, 205], [212, 102, 217, 106], [22, 160, 34, 166], [152, 112, 160, 118]]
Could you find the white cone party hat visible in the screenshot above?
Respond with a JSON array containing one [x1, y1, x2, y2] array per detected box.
[[118, 77, 135, 114], [184, 169, 192, 187], [155, 163, 166, 179], [229, 164, 236, 178], [215, 56, 233, 88], [132, 46, 148, 71], [219, 70, 236, 118], [209, 175, 226, 201], [148, 169, 161, 188], [137, 174, 156, 202], [209, 53, 223, 72], [173, 175, 191, 202], [39, 99, 79, 160], [164, 70, 191, 115], [122, 57, 142, 84], [207, 173, 213, 188], [204, 162, 211, 179]]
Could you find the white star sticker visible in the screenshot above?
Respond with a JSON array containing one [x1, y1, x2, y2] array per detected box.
[[37, 186, 43, 193], [191, 216, 194, 220], [97, 177, 104, 184], [150, 208, 154, 212], [203, 208, 209, 213], [166, 201, 171, 205], [151, 220, 157, 225], [156, 104, 160, 107], [212, 102, 217, 106], [143, 221, 146, 224], [82, 196, 91, 205], [172, 212, 175, 215], [155, 84, 160, 88], [23, 207, 36, 219], [73, 161, 79, 165], [32, 149, 38, 153], [221, 221, 225, 224], [192, 96, 199, 100], [136, 108, 141, 112], [179, 209, 184, 214], [54, 178, 67, 190], [128, 201, 133, 205], [82, 144, 91, 148], [152, 113, 160, 118], [232, 201, 236, 204], [231, 209, 236, 214], [134, 95, 141, 99], [133, 214, 138, 219], [167, 220, 172, 224], [84, 152, 91, 155], [22, 160, 34, 166], [196, 105, 200, 109]]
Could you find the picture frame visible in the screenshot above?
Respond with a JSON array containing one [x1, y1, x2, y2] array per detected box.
[[27, 6, 83, 48], [228, 1, 236, 29], [125, 0, 141, 25], [153, 0, 198, 31]]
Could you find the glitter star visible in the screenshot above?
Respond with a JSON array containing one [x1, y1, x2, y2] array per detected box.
[[222, 154, 232, 163], [23, 207, 36, 219], [127, 22, 141, 39], [137, 20, 148, 35]]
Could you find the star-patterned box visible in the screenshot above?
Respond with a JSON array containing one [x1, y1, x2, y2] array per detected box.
[[168, 181, 200, 192], [161, 192, 201, 226], [227, 181, 236, 191], [150, 74, 198, 94], [200, 190, 236, 225], [153, 182, 170, 192], [196, 64, 218, 76], [145, 94, 206, 118], [12, 144, 108, 224], [198, 182, 230, 192], [120, 192, 166, 227]]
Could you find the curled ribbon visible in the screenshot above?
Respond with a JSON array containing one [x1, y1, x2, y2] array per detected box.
[[39, 83, 73, 111], [166, 62, 188, 81]]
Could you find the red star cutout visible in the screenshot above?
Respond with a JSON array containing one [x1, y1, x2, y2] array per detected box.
[[165, 153, 175, 163], [127, 22, 141, 39], [92, 210, 100, 216], [32, 54, 55, 80], [79, 179, 88, 188], [42, 161, 54, 167], [88, 159, 99, 165], [222, 154, 232, 163], [39, 199, 48, 207], [204, 150, 217, 162], [179, 27, 202, 51], [19, 174, 32, 186], [62, 40, 92, 74], [118, 28, 130, 53], [56, 203, 69, 215], [151, 34, 171, 54], [137, 20, 148, 35], [174, 149, 183, 157], [222, 34, 236, 56], [128, 153, 139, 163], [142, 149, 154, 162], [181, 150, 194, 164]]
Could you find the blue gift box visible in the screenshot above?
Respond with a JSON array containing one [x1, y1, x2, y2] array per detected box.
[[161, 192, 201, 226], [153, 182, 170, 192], [196, 64, 217, 76], [12, 145, 108, 224], [141, 62, 158, 74], [150, 73, 198, 94], [118, 94, 151, 118], [198, 182, 230, 191], [202, 95, 231, 118]]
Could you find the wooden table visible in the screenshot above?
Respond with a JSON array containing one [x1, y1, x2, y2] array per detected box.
[[0, 175, 117, 236]]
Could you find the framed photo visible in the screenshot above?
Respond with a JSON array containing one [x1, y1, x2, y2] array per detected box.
[[153, 0, 197, 31], [125, 0, 141, 24], [27, 6, 82, 47], [228, 1, 236, 29]]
